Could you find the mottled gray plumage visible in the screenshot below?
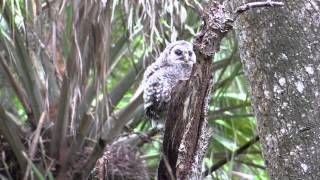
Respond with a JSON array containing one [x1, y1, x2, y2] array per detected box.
[[143, 40, 196, 127]]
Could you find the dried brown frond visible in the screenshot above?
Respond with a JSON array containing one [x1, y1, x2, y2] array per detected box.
[[89, 144, 149, 180]]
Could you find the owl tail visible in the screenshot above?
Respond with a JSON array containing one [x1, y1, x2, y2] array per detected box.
[[145, 105, 160, 120], [145, 106, 164, 128]]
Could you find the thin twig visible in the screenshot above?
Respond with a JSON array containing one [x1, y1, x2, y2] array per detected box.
[[29, 112, 47, 159], [234, 1, 284, 19], [204, 135, 260, 176], [23, 112, 47, 180]]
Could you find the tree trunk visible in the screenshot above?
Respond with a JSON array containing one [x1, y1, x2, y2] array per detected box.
[[157, 53, 213, 180], [229, 0, 320, 179], [157, 2, 241, 179]]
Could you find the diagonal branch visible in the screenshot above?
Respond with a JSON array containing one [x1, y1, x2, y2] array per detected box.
[[0, 52, 32, 115], [204, 135, 260, 176], [23, 112, 47, 180]]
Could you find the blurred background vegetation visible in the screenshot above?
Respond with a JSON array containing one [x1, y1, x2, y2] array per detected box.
[[0, 0, 266, 179]]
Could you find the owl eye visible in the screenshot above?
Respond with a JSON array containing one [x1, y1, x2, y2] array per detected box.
[[174, 49, 183, 56], [188, 51, 193, 56]]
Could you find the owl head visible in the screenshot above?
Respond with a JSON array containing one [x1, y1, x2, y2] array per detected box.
[[158, 40, 196, 65]]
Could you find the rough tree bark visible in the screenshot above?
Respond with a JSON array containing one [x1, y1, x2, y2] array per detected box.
[[229, 0, 320, 179], [157, 1, 283, 179], [157, 3, 232, 179]]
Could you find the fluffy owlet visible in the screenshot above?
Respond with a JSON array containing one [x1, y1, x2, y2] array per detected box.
[[143, 40, 196, 127]]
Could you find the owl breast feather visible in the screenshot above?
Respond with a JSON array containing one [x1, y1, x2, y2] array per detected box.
[[143, 63, 193, 121]]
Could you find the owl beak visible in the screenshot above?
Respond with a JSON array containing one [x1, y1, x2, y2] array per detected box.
[[183, 53, 189, 62]]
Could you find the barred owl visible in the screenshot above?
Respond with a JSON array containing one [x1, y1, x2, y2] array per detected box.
[[143, 40, 196, 127]]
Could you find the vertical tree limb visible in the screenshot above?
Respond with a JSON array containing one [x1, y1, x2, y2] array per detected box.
[[158, 2, 233, 179], [158, 1, 283, 179]]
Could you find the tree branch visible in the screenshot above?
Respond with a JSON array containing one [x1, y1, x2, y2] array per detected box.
[[158, 1, 240, 178], [23, 112, 47, 180], [233, 1, 284, 19], [204, 135, 260, 176]]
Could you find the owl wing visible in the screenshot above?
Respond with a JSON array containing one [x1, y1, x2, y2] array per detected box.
[[143, 79, 161, 119], [143, 64, 172, 120]]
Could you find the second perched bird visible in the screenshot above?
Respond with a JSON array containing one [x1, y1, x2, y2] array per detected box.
[[143, 40, 196, 127]]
